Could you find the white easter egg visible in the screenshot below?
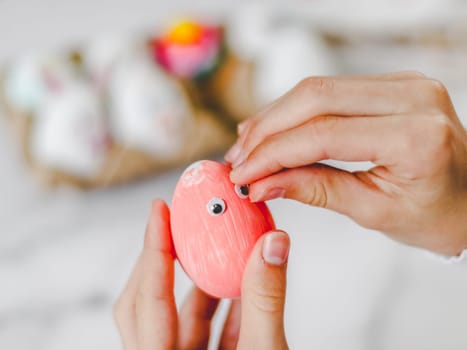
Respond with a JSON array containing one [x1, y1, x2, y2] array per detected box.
[[31, 81, 108, 178], [108, 54, 193, 158], [4, 54, 77, 115], [83, 34, 143, 89]]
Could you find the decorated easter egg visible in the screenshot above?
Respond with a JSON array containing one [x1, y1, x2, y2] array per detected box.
[[171, 160, 275, 298], [4, 53, 78, 115], [152, 20, 224, 79], [83, 34, 143, 90], [108, 54, 193, 158], [31, 80, 109, 178]]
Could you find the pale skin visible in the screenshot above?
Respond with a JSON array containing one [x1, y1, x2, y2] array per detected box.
[[227, 71, 467, 256], [116, 72, 467, 348], [114, 200, 290, 350]]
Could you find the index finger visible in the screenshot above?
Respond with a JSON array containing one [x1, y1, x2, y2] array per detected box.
[[230, 74, 430, 166], [230, 114, 409, 185], [135, 200, 178, 350]]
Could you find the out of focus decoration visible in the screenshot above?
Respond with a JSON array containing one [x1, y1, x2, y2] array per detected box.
[[0, 9, 336, 189]]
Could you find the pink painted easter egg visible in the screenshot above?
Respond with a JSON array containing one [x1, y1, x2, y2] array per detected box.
[[171, 160, 275, 298]]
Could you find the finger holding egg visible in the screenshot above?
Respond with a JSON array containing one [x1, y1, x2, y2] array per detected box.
[[171, 160, 275, 298]]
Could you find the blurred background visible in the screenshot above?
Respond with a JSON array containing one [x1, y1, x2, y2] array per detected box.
[[1, 1, 467, 349]]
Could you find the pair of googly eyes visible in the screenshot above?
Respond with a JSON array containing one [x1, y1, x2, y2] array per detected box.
[[207, 184, 249, 216]]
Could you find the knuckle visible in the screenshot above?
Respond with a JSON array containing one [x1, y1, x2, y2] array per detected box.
[[320, 115, 340, 133], [246, 284, 286, 315], [135, 286, 156, 305], [112, 299, 125, 324], [248, 133, 271, 159], [310, 115, 338, 133], [425, 79, 452, 109], [400, 113, 454, 171], [238, 118, 252, 134], [429, 79, 449, 97], [297, 76, 335, 95], [244, 116, 259, 134], [426, 113, 455, 161], [246, 120, 261, 144], [242, 118, 262, 152], [135, 287, 150, 306], [135, 284, 174, 307], [305, 117, 339, 158], [430, 114, 452, 141], [305, 182, 328, 208], [405, 70, 427, 79]]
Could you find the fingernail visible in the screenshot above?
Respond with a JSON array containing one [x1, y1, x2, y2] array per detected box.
[[253, 187, 285, 202], [225, 142, 241, 163], [231, 151, 247, 169], [262, 231, 290, 266]]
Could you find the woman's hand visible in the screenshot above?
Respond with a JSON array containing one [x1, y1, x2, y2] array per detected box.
[[226, 72, 467, 256], [114, 200, 290, 350]]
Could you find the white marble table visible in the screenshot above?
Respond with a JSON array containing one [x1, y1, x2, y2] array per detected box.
[[1, 2, 467, 349]]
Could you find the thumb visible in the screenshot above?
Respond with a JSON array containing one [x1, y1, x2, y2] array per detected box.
[[249, 164, 384, 220], [238, 230, 290, 350]]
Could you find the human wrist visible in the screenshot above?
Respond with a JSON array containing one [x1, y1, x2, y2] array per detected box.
[[456, 197, 467, 254], [445, 195, 467, 257]]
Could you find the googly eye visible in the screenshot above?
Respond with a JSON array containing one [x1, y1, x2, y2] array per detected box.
[[234, 184, 249, 199], [207, 198, 226, 216]]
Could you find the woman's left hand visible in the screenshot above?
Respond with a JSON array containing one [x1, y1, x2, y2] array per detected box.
[[114, 199, 290, 350]]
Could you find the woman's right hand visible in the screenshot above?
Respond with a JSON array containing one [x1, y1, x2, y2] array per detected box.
[[226, 72, 467, 256]]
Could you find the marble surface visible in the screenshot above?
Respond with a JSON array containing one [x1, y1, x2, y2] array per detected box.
[[1, 2, 467, 349]]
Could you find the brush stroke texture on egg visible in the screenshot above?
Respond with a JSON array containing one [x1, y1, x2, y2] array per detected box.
[[171, 160, 275, 298]]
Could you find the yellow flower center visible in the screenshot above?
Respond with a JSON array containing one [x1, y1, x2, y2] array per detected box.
[[168, 21, 203, 45]]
